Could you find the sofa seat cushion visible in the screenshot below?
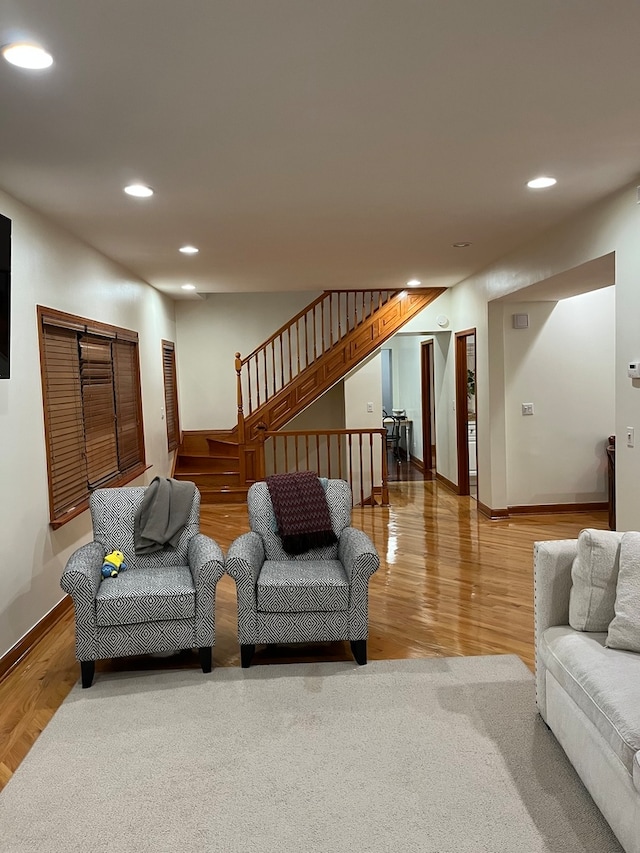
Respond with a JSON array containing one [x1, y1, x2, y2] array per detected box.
[[541, 626, 640, 779], [257, 560, 349, 613], [96, 566, 195, 627]]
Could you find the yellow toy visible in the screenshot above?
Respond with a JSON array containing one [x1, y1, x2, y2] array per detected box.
[[101, 550, 127, 579]]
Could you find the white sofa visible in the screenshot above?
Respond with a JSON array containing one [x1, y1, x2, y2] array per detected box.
[[534, 531, 640, 853]]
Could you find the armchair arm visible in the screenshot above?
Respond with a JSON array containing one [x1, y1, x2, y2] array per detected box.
[[338, 527, 380, 582], [60, 541, 104, 601], [339, 528, 379, 643], [60, 541, 105, 661], [225, 532, 265, 617], [188, 533, 225, 647], [188, 533, 225, 588]]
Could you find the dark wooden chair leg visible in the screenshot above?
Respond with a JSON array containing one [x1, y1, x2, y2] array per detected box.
[[198, 646, 212, 673], [80, 660, 95, 688], [241, 644, 255, 668], [350, 640, 367, 666]]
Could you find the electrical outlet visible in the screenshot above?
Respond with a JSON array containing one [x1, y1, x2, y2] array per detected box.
[[627, 427, 634, 447], [367, 402, 373, 413], [521, 403, 534, 416]]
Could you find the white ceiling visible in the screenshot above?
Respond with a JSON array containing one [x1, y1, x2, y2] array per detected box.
[[1, 1, 640, 300]]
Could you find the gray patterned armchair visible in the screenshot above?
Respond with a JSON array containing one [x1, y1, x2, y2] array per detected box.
[[60, 485, 225, 687], [225, 479, 380, 667]]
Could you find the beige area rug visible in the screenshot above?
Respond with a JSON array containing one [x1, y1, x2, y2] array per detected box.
[[0, 655, 622, 852]]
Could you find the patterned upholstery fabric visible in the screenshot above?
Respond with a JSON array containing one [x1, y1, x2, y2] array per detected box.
[[248, 480, 350, 561], [257, 560, 349, 613], [60, 485, 225, 666], [226, 478, 379, 650], [96, 566, 195, 626]]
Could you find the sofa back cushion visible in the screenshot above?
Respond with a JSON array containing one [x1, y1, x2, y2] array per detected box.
[[569, 528, 623, 632], [606, 531, 640, 653]]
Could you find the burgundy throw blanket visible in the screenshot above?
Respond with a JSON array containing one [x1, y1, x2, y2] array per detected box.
[[266, 471, 338, 555]]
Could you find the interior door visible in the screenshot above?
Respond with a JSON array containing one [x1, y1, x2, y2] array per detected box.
[[455, 329, 477, 497], [420, 340, 436, 472]]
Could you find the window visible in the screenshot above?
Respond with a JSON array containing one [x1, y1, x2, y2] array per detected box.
[[37, 306, 146, 527], [161, 340, 180, 451]]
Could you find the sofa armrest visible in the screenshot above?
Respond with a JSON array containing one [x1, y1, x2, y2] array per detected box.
[[534, 539, 577, 637], [338, 527, 380, 582], [533, 538, 577, 720]]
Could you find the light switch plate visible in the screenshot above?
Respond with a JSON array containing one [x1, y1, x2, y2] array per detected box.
[[367, 402, 374, 413], [521, 403, 534, 416]]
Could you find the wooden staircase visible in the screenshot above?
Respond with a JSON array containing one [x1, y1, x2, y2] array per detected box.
[[174, 432, 246, 503], [175, 287, 445, 502]]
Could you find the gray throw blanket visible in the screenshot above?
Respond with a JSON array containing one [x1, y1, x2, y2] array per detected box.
[[134, 477, 196, 554]]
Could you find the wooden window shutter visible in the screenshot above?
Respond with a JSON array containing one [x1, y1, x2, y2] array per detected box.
[[113, 338, 144, 471], [40, 324, 89, 518], [162, 341, 180, 451], [79, 335, 119, 487]]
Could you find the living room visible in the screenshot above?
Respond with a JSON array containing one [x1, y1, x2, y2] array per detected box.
[[1, 3, 640, 849]]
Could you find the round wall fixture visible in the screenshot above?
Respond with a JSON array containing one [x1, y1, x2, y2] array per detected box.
[[436, 315, 449, 328]]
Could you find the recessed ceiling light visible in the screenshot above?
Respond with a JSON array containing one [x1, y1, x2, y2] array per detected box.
[[179, 245, 199, 255], [452, 242, 472, 248], [2, 42, 53, 69], [181, 283, 196, 291], [527, 176, 557, 189], [406, 279, 421, 287], [124, 183, 154, 198]]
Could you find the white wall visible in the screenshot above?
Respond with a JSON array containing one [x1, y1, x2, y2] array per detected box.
[[0, 189, 177, 659], [438, 181, 640, 526], [344, 352, 383, 496], [175, 291, 320, 430], [502, 288, 615, 506]]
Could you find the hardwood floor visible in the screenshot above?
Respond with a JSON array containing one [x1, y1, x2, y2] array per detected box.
[[0, 479, 607, 792]]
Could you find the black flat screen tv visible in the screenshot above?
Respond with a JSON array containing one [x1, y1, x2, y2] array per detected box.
[[0, 214, 10, 379]]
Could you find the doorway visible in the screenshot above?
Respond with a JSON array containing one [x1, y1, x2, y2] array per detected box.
[[420, 340, 436, 475], [455, 329, 477, 498]]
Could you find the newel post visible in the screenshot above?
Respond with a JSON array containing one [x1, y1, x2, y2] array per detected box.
[[235, 352, 245, 445]]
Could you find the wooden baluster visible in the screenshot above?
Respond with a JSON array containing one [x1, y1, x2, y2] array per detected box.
[[296, 319, 301, 375], [315, 434, 320, 476], [235, 353, 245, 444], [271, 435, 277, 476], [311, 304, 317, 362], [253, 355, 260, 409], [271, 340, 276, 397], [305, 434, 310, 472], [337, 433, 343, 480], [284, 434, 289, 472], [380, 429, 389, 505], [326, 433, 332, 478], [303, 310, 309, 369], [360, 291, 365, 326], [338, 292, 343, 340], [328, 292, 334, 347], [369, 431, 374, 506], [287, 327, 292, 384], [348, 432, 353, 501], [262, 347, 268, 403], [279, 332, 284, 389], [358, 434, 364, 507]]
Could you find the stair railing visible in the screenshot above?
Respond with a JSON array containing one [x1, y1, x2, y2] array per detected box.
[[254, 428, 389, 507], [235, 290, 395, 430]]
